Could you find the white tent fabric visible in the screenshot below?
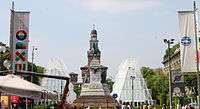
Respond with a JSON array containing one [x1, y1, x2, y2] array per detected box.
[[41, 58, 77, 103], [111, 58, 153, 103], [0, 74, 55, 99]]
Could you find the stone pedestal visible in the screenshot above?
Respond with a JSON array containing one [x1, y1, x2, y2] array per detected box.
[[81, 83, 110, 96]]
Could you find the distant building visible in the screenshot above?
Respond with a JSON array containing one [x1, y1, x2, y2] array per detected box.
[[162, 48, 181, 74], [153, 68, 164, 75]]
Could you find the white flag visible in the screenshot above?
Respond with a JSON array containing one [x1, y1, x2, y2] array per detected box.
[[178, 11, 198, 72]]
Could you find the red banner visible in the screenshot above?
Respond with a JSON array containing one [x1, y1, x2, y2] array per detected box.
[[10, 96, 19, 103]]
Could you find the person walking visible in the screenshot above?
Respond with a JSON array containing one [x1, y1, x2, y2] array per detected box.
[[162, 104, 166, 109]]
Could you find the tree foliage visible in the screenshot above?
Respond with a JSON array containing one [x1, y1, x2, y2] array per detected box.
[[106, 78, 114, 92], [74, 85, 81, 96], [141, 67, 169, 105]]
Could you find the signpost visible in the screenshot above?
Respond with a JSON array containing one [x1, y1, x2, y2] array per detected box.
[[172, 70, 185, 97]]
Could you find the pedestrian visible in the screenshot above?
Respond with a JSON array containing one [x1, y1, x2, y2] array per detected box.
[[188, 104, 194, 109], [143, 104, 148, 109], [162, 104, 166, 109], [185, 105, 189, 109]]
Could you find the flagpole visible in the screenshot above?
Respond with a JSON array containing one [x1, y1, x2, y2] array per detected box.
[[193, 1, 200, 109], [10, 1, 15, 74]]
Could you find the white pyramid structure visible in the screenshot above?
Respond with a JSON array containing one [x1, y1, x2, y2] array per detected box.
[[41, 58, 76, 103], [111, 58, 153, 104]]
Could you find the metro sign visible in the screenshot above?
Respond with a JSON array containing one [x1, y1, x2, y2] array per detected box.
[[181, 36, 191, 46]]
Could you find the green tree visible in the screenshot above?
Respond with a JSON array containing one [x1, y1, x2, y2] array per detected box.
[[106, 78, 114, 92], [141, 67, 154, 79], [22, 62, 45, 85], [141, 67, 169, 106], [74, 85, 81, 96]]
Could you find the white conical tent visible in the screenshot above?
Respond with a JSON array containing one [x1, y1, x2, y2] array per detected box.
[[111, 58, 153, 104], [41, 58, 76, 103]]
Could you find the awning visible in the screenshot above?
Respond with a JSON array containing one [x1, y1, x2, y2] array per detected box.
[[0, 74, 56, 99]]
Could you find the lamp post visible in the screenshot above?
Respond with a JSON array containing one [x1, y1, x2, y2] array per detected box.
[[164, 38, 174, 109], [31, 46, 37, 82], [130, 75, 135, 108]]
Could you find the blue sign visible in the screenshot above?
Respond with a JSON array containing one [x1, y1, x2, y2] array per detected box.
[[112, 94, 118, 99], [181, 36, 191, 46]]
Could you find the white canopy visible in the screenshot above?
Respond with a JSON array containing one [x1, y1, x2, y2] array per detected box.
[[0, 74, 55, 99]]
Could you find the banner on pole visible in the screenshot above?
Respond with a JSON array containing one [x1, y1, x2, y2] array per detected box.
[[172, 70, 185, 97], [178, 11, 199, 72], [172, 70, 184, 83], [10, 11, 30, 65], [172, 83, 185, 97]]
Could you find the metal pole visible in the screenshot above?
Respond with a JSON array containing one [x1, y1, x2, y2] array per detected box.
[[26, 98, 28, 109], [168, 42, 173, 109], [44, 90, 46, 109], [164, 39, 174, 109], [132, 77, 134, 107], [31, 46, 35, 82], [193, 1, 200, 109], [10, 1, 15, 75], [60, 80, 63, 94], [130, 75, 135, 108]]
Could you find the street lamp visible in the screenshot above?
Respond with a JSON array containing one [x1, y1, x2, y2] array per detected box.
[[130, 69, 135, 108], [31, 46, 37, 82], [163, 38, 174, 109]]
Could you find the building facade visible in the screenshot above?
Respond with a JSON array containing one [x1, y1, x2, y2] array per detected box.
[[162, 48, 181, 75]]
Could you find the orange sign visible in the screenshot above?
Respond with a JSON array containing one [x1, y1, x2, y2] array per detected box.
[[1, 96, 8, 108]]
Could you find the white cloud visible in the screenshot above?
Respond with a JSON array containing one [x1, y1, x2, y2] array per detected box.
[[66, 0, 162, 14]]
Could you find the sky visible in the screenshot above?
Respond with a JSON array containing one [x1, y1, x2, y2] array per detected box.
[[0, 0, 198, 79]]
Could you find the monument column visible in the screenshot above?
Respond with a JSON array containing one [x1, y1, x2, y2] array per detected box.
[[74, 28, 118, 108]]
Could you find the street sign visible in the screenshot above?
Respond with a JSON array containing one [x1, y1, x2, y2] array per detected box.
[[181, 36, 191, 46], [172, 83, 185, 97], [171, 70, 185, 97], [112, 93, 118, 99], [172, 71, 184, 83]]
